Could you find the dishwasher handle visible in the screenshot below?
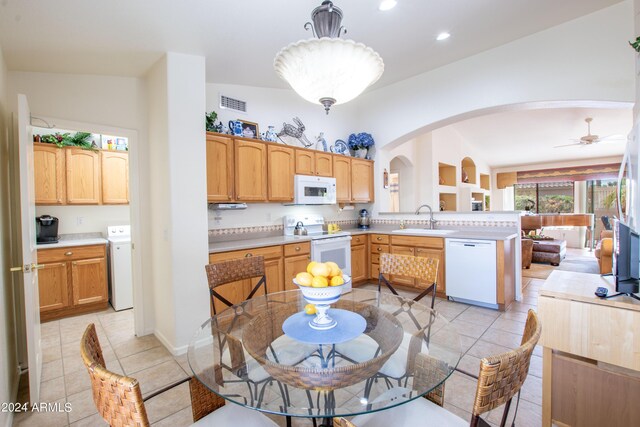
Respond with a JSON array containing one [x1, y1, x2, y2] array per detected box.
[[447, 239, 495, 248]]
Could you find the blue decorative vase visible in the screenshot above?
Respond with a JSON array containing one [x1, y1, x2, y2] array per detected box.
[[229, 120, 243, 136]]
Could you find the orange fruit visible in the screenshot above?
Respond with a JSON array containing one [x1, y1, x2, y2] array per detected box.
[[306, 261, 318, 274], [304, 304, 317, 315], [330, 276, 345, 287], [310, 263, 331, 278], [311, 276, 329, 288], [295, 272, 313, 286]]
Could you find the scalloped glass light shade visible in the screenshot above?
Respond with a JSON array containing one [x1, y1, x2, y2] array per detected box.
[[274, 38, 384, 107]]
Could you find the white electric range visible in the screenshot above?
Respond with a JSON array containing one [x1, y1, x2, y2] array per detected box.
[[284, 215, 352, 292]]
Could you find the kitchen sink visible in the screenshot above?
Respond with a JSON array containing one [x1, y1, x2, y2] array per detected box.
[[391, 228, 456, 236]]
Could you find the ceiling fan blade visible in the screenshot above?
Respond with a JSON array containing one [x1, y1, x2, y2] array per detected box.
[[598, 134, 626, 142]]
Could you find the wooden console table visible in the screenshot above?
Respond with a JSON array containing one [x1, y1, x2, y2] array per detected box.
[[521, 213, 595, 250], [538, 271, 640, 427]]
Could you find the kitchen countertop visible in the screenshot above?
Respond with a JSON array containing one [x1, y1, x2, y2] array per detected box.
[[209, 227, 518, 254], [36, 232, 108, 249]]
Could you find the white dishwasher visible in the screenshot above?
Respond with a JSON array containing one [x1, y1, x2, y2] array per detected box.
[[445, 239, 497, 309]]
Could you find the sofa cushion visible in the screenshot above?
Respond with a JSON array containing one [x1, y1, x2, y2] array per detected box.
[[532, 240, 566, 254]]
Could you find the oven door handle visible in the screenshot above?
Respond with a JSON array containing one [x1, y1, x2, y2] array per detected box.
[[311, 236, 353, 245]]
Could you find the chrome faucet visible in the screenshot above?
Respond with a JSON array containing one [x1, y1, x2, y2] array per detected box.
[[415, 204, 437, 229]]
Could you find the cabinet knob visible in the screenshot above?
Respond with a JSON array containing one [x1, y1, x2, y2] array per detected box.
[[376, 237, 382, 241], [245, 253, 253, 257], [295, 246, 301, 251], [65, 251, 73, 256], [377, 247, 382, 252], [72, 261, 77, 266]]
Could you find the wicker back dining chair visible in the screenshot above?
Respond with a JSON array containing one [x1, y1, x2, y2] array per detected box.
[[334, 309, 542, 427], [205, 255, 267, 315], [80, 323, 277, 427], [379, 253, 440, 309]]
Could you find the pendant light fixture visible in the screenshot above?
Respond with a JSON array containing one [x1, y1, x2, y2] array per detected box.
[[274, 1, 384, 114]]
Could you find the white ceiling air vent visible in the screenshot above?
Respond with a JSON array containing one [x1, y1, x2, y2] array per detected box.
[[220, 95, 247, 114]]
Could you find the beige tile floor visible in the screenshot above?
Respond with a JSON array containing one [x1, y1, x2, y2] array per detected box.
[[13, 279, 544, 427]]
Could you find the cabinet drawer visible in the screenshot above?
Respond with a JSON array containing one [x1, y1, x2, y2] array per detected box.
[[390, 235, 444, 249], [391, 246, 415, 256], [38, 244, 106, 263], [351, 235, 367, 246], [210, 245, 283, 263], [370, 263, 380, 280], [284, 242, 310, 257], [371, 234, 389, 244], [371, 244, 389, 254], [371, 253, 380, 264]]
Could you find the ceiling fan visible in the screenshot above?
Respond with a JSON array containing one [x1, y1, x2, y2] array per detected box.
[[554, 117, 625, 148]]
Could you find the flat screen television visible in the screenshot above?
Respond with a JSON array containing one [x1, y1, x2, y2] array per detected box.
[[612, 219, 640, 297]]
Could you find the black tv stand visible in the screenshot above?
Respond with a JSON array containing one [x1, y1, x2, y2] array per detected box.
[[603, 292, 640, 301]]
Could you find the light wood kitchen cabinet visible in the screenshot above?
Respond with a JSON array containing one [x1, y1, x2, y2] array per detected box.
[[295, 150, 332, 177], [209, 245, 284, 314], [315, 153, 333, 177], [235, 139, 267, 201], [415, 247, 445, 294], [100, 151, 129, 204], [333, 156, 351, 202], [38, 262, 69, 313], [207, 134, 234, 202], [34, 143, 65, 205], [351, 159, 374, 203], [390, 235, 446, 295], [350, 236, 367, 284], [37, 244, 108, 321], [267, 145, 295, 202], [71, 257, 108, 306], [284, 242, 311, 291], [65, 148, 101, 204], [295, 149, 315, 175]]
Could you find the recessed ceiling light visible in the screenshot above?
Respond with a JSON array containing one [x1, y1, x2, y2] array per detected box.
[[379, 0, 397, 11], [436, 32, 451, 41]]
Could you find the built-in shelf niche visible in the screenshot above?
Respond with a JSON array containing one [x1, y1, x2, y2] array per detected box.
[[439, 193, 457, 211], [480, 173, 490, 191], [461, 157, 477, 185], [472, 192, 485, 210], [438, 162, 456, 187]]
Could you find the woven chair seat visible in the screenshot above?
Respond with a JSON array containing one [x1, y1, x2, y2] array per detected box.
[[191, 401, 278, 426], [336, 332, 428, 379], [349, 388, 467, 427], [221, 335, 316, 382]]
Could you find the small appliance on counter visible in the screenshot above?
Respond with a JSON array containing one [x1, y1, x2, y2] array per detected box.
[[36, 215, 59, 244], [357, 209, 370, 229], [293, 221, 308, 236]]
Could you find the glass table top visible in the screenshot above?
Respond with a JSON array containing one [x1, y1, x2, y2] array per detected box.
[[188, 289, 462, 418]]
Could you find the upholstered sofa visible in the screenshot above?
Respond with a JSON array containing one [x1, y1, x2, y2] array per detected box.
[[521, 238, 533, 269], [595, 230, 613, 275]]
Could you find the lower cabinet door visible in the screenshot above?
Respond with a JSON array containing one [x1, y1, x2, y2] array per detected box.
[[284, 254, 311, 291], [350, 244, 367, 283], [390, 246, 416, 287], [71, 257, 107, 306], [39, 262, 70, 312], [252, 257, 283, 295]]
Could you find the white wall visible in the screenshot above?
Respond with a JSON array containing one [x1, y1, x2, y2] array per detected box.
[[351, 1, 634, 212], [0, 42, 19, 427], [148, 53, 209, 354], [35, 205, 130, 235]]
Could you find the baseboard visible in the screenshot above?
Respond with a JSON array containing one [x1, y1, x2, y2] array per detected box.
[[153, 329, 188, 357]]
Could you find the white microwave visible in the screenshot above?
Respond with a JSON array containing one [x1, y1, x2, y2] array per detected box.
[[293, 175, 337, 205]]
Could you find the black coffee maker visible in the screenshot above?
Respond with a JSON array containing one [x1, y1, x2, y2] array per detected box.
[[36, 215, 59, 244]]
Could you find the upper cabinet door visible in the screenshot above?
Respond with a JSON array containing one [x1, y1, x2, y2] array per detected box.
[[333, 156, 351, 202], [34, 144, 65, 205], [315, 153, 333, 177], [101, 151, 129, 204], [267, 144, 295, 202], [206, 134, 234, 202], [351, 159, 374, 203], [235, 139, 267, 201], [295, 149, 315, 175], [66, 148, 101, 204]]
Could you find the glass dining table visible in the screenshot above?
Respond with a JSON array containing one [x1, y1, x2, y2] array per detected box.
[[188, 288, 462, 424]]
